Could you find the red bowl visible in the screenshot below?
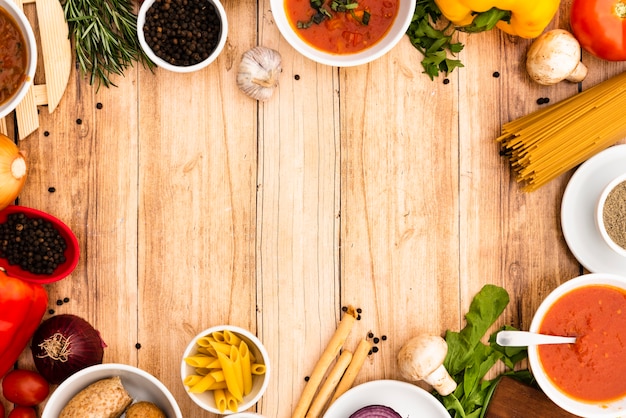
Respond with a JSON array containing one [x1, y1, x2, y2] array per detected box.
[[0, 205, 79, 284]]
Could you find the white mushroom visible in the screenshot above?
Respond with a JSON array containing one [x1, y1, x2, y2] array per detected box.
[[397, 335, 457, 396], [526, 29, 588, 86]]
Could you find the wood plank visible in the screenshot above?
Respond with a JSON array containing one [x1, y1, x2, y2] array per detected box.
[[340, 35, 461, 388], [257, 5, 342, 415], [135, 1, 258, 416]]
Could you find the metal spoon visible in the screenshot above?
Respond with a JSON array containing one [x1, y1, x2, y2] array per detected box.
[[496, 330, 576, 347]]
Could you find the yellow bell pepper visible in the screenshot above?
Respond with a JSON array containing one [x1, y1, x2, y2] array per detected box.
[[433, 0, 561, 38]]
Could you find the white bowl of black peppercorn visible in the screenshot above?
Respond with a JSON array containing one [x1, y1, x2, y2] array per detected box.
[[137, 0, 228, 72]]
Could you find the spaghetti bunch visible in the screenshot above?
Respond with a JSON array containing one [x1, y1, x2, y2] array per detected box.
[[498, 71, 626, 191]]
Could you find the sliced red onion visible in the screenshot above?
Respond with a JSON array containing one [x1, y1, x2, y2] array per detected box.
[[349, 405, 403, 418]]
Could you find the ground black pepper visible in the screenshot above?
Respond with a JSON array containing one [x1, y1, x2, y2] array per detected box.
[[603, 180, 626, 250], [143, 0, 222, 67], [0, 213, 67, 275]]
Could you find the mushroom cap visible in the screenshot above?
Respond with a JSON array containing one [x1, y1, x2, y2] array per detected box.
[[526, 29, 583, 85], [397, 335, 448, 381]]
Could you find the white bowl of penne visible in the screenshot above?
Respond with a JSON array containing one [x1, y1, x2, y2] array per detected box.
[[181, 325, 271, 414]]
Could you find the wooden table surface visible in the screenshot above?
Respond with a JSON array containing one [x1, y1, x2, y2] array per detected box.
[[3, 0, 626, 416]]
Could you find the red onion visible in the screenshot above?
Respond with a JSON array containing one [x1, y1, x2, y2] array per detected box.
[[350, 405, 402, 418], [31, 314, 106, 384]]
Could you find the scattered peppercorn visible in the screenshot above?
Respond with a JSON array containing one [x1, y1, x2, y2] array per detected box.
[[294, 74, 300, 80], [0, 212, 68, 275], [536, 97, 550, 105], [135, 343, 142, 349], [43, 131, 50, 137], [48, 187, 56, 193], [372, 346, 379, 353], [443, 78, 450, 85], [368, 350, 373, 355], [342, 306, 348, 312], [356, 315, 361, 320], [63, 297, 70, 303], [76, 119, 82, 125], [368, 332, 374, 338], [492, 71, 500, 78], [381, 335, 387, 341], [143, 0, 222, 67], [304, 376, 310, 381], [48, 309, 55, 315], [356, 308, 362, 313], [56, 299, 63, 306], [96, 102, 103, 109], [373, 337, 380, 344]]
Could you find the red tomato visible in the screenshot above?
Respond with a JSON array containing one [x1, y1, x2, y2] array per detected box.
[[0, 402, 5, 418], [7, 407, 36, 418], [570, 0, 626, 61], [1, 370, 49, 406]]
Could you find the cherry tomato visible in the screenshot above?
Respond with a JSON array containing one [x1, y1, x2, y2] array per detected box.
[[7, 407, 36, 418], [570, 0, 626, 61], [1, 370, 49, 406]]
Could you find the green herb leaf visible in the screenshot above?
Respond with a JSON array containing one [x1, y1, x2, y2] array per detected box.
[[405, 0, 464, 79], [436, 285, 530, 418], [62, 0, 155, 89]]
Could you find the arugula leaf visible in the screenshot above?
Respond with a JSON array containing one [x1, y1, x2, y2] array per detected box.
[[435, 285, 530, 418], [405, 0, 464, 79]]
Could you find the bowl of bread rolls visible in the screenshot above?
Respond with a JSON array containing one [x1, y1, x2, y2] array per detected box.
[[41, 363, 182, 418]]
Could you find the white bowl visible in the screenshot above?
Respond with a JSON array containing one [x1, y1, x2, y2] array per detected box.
[[0, 0, 37, 118], [596, 172, 626, 257], [323, 379, 449, 417], [41, 363, 183, 418], [181, 325, 270, 414], [136, 0, 228, 73], [270, 0, 415, 66], [528, 273, 626, 417]]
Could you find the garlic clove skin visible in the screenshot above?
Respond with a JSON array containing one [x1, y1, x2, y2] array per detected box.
[[237, 46, 282, 101]]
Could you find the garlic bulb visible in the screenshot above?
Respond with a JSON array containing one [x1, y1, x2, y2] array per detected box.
[[0, 133, 27, 210], [237, 46, 282, 101]]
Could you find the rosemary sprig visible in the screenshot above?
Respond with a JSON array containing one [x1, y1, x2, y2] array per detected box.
[[62, 0, 155, 89]]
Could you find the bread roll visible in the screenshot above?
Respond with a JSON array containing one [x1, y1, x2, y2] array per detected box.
[[59, 376, 133, 418], [125, 401, 166, 418]]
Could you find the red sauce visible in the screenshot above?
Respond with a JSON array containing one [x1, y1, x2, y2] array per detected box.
[[284, 0, 399, 54], [538, 284, 626, 402], [0, 7, 27, 105]]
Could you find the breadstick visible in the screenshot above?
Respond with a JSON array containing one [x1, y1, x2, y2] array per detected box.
[[306, 350, 353, 417], [330, 339, 372, 404], [291, 306, 358, 418]]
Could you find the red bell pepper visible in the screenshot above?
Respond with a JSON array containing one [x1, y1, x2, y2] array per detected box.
[[0, 270, 48, 378]]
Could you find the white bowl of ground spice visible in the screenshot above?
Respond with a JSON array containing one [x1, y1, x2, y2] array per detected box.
[[596, 172, 626, 257], [137, 0, 228, 73]]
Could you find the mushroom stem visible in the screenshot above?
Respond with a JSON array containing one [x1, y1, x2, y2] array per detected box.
[[565, 61, 588, 83], [422, 364, 458, 396]]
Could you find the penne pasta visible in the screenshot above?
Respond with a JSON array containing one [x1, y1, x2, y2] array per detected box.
[[217, 351, 244, 401], [225, 390, 239, 412], [251, 363, 266, 375], [185, 329, 268, 412], [188, 373, 218, 394], [183, 375, 203, 387], [223, 330, 242, 346], [213, 389, 228, 413], [184, 354, 219, 368], [239, 341, 253, 395]]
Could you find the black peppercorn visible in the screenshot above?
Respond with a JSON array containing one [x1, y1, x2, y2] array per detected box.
[[0, 212, 67, 275], [143, 0, 222, 67], [48, 187, 56, 193], [135, 343, 142, 349]]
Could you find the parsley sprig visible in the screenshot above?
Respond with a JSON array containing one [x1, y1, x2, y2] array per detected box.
[[406, 0, 464, 79], [297, 0, 370, 29]]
